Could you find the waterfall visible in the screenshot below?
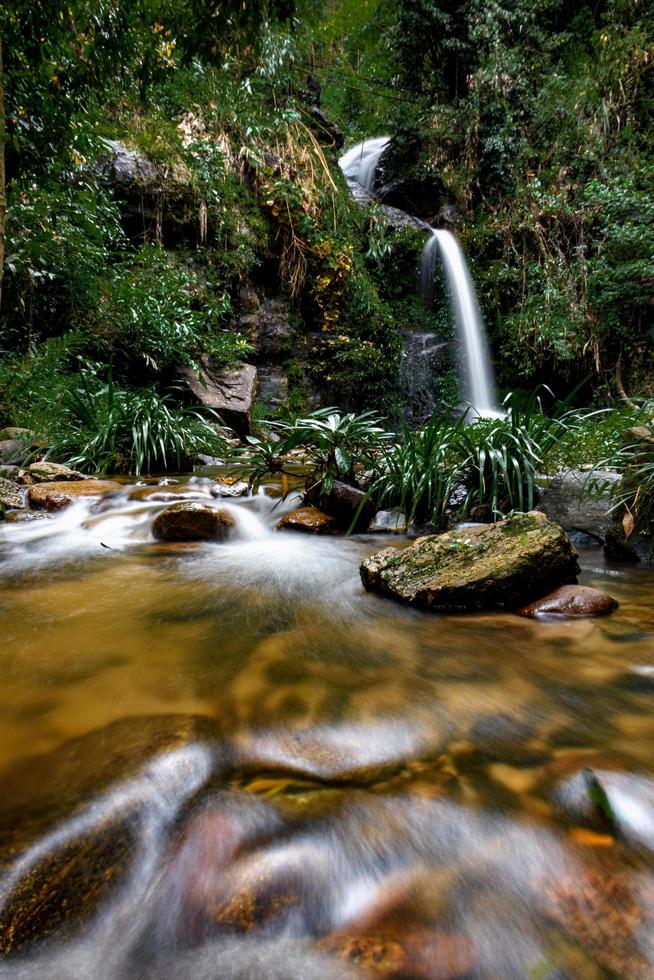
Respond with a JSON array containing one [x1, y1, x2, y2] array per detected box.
[[420, 229, 499, 417], [338, 137, 390, 192], [339, 136, 501, 419]]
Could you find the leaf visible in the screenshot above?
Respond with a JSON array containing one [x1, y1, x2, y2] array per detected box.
[[623, 509, 635, 538]]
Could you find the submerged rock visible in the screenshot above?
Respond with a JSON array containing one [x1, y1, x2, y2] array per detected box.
[[360, 512, 579, 611], [152, 502, 235, 542], [518, 584, 618, 618], [3, 509, 49, 523], [28, 480, 121, 510], [277, 506, 338, 534], [27, 461, 91, 483], [0, 477, 24, 512]]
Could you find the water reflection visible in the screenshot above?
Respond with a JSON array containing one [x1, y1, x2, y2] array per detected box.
[[0, 479, 654, 975]]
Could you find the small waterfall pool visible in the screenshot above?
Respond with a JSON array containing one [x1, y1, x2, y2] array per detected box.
[[1, 476, 654, 977]]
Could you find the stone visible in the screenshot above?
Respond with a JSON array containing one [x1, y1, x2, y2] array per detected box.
[[368, 509, 408, 534], [360, 512, 580, 611], [152, 502, 235, 542], [0, 464, 19, 481], [0, 477, 24, 511], [257, 296, 293, 358], [0, 427, 33, 440], [277, 506, 338, 534], [179, 358, 257, 437], [3, 509, 49, 523], [306, 479, 375, 531], [211, 479, 249, 498], [256, 364, 289, 412], [605, 522, 654, 564], [0, 439, 29, 465], [518, 584, 618, 618], [536, 469, 619, 545], [28, 480, 121, 510], [27, 461, 90, 483]]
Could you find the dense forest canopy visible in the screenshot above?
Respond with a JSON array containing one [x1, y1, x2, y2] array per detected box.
[[0, 0, 652, 458]]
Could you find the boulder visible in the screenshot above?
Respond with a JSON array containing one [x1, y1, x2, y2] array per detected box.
[[27, 461, 91, 483], [605, 522, 654, 563], [518, 584, 618, 618], [152, 502, 235, 542], [536, 469, 619, 545], [0, 427, 33, 440], [277, 506, 338, 534], [179, 358, 257, 437], [0, 477, 24, 512], [0, 439, 29, 465], [306, 479, 375, 531], [28, 480, 121, 510], [211, 479, 249, 498], [360, 512, 579, 611], [0, 464, 20, 481]]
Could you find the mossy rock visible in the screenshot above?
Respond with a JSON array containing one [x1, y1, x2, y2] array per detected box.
[[360, 512, 579, 611]]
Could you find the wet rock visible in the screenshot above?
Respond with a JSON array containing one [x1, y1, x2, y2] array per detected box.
[[0, 477, 24, 512], [319, 928, 476, 979], [257, 364, 289, 412], [536, 469, 619, 546], [360, 512, 579, 611], [554, 768, 654, 849], [0, 715, 219, 955], [28, 479, 121, 510], [368, 509, 408, 534], [257, 296, 294, 358], [27, 461, 90, 483], [3, 509, 49, 523], [605, 522, 654, 563], [306, 479, 375, 531], [179, 358, 257, 437], [277, 506, 338, 534], [211, 479, 249, 498], [128, 485, 193, 502], [518, 585, 618, 619], [152, 502, 235, 542]]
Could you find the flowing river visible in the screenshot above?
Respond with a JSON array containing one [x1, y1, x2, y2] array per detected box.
[[1, 476, 654, 978]]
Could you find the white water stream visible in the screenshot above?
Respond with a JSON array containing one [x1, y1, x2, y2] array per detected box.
[[340, 137, 500, 417]]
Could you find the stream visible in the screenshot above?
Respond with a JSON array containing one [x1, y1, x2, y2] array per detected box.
[[1, 476, 654, 977]]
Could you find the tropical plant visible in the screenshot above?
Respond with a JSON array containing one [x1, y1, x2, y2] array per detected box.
[[42, 371, 225, 475], [368, 410, 468, 527]]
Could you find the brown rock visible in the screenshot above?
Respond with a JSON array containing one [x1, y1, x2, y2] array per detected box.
[[152, 502, 234, 542], [27, 461, 91, 483], [519, 584, 618, 618], [179, 358, 257, 437], [28, 480, 121, 510], [306, 479, 375, 531], [277, 506, 338, 534], [211, 478, 249, 498]]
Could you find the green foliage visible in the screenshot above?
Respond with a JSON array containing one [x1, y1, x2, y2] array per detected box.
[[234, 407, 391, 493], [45, 374, 224, 475], [87, 244, 249, 374], [369, 411, 467, 526]]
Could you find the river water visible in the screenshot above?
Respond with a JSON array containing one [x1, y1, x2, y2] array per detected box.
[[1, 476, 654, 978]]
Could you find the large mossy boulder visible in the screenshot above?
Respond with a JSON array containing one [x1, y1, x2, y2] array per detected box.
[[360, 512, 580, 611]]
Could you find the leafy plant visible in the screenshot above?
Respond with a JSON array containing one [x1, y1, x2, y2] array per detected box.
[[368, 410, 468, 527]]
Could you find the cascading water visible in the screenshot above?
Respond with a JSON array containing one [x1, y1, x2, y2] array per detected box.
[[339, 137, 500, 417], [420, 228, 499, 417], [338, 136, 390, 192]]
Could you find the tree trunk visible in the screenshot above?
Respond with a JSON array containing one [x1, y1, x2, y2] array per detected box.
[[0, 37, 5, 315]]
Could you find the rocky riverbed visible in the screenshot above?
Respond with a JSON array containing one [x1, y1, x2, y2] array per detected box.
[[0, 474, 654, 978]]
